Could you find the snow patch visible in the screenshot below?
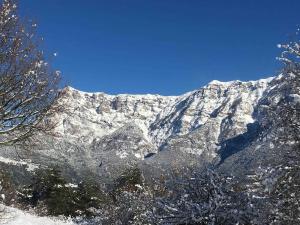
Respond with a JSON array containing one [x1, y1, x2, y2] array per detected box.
[[0, 156, 39, 172], [2, 205, 76, 225], [116, 151, 128, 159]]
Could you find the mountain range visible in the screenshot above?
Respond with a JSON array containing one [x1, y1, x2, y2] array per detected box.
[[1, 74, 292, 182]]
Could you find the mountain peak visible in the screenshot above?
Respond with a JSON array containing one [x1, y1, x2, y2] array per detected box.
[[55, 75, 277, 160]]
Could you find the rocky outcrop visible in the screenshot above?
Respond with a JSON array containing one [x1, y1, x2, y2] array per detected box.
[[54, 77, 273, 161]]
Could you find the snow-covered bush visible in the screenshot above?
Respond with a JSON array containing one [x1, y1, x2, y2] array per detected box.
[[154, 168, 256, 225]]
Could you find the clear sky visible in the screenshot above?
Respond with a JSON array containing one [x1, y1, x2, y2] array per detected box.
[[20, 0, 300, 95]]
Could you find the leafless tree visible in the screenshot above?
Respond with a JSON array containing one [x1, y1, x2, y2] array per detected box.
[[155, 168, 256, 225], [0, 0, 61, 146]]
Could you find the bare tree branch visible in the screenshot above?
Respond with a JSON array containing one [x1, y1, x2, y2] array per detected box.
[[0, 0, 63, 147]]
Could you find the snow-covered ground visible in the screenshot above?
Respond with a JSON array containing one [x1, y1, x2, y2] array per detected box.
[[1, 205, 76, 225]]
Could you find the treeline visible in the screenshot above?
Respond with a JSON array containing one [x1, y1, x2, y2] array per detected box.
[[0, 155, 299, 225]]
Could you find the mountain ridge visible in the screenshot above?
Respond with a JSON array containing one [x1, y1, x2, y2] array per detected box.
[[49, 76, 276, 164], [0, 75, 282, 182]]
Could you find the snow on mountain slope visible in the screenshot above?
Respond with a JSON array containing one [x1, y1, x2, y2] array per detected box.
[[0, 76, 278, 186], [50, 77, 274, 162], [56, 86, 178, 144], [150, 77, 273, 149], [0, 156, 38, 172]]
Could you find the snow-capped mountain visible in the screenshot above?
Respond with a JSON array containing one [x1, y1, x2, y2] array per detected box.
[[0, 75, 281, 182], [53, 77, 273, 161], [1, 73, 298, 225]]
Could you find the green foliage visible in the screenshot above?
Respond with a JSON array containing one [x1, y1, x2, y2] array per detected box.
[[75, 179, 111, 217], [113, 167, 143, 193], [19, 167, 110, 218]]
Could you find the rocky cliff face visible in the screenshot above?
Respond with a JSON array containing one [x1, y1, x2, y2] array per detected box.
[[54, 77, 273, 161], [0, 76, 282, 181]]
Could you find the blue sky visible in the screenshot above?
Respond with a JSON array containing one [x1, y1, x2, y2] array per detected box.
[[21, 0, 300, 95]]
